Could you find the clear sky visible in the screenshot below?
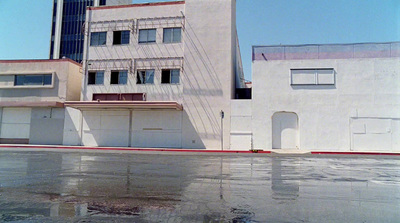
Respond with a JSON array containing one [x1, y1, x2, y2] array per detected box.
[[0, 0, 399, 81]]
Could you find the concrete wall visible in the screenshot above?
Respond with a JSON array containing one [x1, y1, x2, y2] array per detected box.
[[252, 57, 400, 151], [0, 60, 82, 102], [77, 0, 239, 149]]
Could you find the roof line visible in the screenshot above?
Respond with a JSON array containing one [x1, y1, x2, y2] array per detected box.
[[88, 1, 185, 11], [0, 59, 81, 67], [252, 41, 400, 48]]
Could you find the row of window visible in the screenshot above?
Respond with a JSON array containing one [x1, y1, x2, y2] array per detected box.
[[12, 74, 52, 86], [90, 27, 182, 46], [88, 69, 180, 85], [290, 69, 335, 85]]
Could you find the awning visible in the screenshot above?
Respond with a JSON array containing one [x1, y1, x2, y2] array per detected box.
[[64, 101, 183, 110], [0, 101, 64, 108]]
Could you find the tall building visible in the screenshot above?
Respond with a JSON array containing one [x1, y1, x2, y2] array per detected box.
[[49, 0, 131, 62]]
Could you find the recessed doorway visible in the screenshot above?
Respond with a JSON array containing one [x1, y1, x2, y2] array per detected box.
[[272, 112, 299, 149]]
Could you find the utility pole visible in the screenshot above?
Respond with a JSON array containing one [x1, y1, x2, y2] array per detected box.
[[220, 110, 224, 151]]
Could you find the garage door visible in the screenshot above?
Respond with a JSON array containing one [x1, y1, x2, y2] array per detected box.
[[0, 108, 31, 143], [82, 110, 130, 147], [351, 118, 392, 151], [131, 111, 182, 148]]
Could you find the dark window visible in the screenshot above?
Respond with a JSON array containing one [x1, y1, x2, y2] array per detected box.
[[137, 70, 154, 84], [138, 29, 156, 43], [99, 0, 106, 6], [14, 74, 52, 86], [88, 71, 104, 85], [90, 32, 107, 46], [161, 69, 180, 84], [113, 31, 130, 45], [163, 28, 181, 43], [110, 70, 128, 85]]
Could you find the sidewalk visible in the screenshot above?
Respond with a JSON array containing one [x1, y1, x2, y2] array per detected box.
[[0, 144, 399, 156]]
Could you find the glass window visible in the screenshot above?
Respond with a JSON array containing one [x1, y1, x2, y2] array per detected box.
[[99, 0, 106, 6], [88, 71, 104, 85], [111, 70, 128, 85], [139, 29, 156, 43], [14, 74, 52, 86], [290, 69, 334, 85], [161, 69, 180, 84], [163, 28, 181, 43], [113, 31, 130, 45], [90, 32, 107, 46], [136, 70, 154, 84]]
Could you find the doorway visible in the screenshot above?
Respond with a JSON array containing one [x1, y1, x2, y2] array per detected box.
[[272, 112, 299, 149]]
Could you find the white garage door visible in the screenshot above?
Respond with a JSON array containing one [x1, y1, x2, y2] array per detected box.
[[351, 118, 392, 151], [1, 108, 31, 140], [82, 110, 130, 147], [131, 111, 182, 148]]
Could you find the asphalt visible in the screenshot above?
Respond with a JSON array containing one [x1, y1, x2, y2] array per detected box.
[[0, 150, 399, 222]]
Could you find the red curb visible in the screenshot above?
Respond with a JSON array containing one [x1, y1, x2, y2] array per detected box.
[[0, 145, 271, 154], [311, 151, 400, 156]]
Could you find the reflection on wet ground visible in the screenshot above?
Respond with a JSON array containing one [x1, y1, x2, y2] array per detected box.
[[0, 151, 399, 222]]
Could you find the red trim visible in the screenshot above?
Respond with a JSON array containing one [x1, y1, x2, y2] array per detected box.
[[0, 59, 81, 67], [311, 151, 400, 156], [0, 145, 271, 154], [88, 1, 185, 11]]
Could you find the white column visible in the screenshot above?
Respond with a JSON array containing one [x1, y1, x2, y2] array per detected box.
[[94, 0, 100, 6], [53, 0, 64, 59]]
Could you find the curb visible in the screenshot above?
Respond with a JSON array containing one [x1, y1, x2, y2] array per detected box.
[[0, 145, 399, 156]]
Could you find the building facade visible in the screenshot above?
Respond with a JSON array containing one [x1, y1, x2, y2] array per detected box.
[[0, 59, 82, 145], [248, 42, 400, 152], [50, 0, 131, 62], [62, 0, 244, 149]]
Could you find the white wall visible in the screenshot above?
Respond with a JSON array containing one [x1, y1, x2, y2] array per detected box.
[[230, 100, 251, 150], [252, 57, 400, 151]]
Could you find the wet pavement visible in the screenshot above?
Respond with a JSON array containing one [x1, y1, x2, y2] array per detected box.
[[0, 151, 399, 222]]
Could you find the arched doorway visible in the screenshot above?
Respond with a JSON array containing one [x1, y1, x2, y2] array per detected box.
[[272, 112, 299, 149]]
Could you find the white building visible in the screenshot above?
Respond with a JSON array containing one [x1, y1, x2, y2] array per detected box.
[[63, 0, 245, 149], [248, 42, 400, 152], [0, 59, 82, 145]]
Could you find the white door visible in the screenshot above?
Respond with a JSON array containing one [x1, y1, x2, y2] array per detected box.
[[131, 111, 182, 148], [1, 108, 31, 140], [272, 112, 299, 149], [81, 110, 130, 147]]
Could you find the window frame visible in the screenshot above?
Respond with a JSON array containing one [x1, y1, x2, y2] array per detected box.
[[88, 71, 104, 85], [110, 70, 128, 85], [290, 68, 335, 86], [90, 32, 107, 46], [11, 73, 54, 88], [163, 27, 182, 43], [161, 69, 180, 84], [136, 69, 155, 84], [113, 30, 130, 45], [138, 29, 157, 44]]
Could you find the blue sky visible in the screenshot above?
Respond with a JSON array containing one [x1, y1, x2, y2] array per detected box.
[[0, 0, 399, 81]]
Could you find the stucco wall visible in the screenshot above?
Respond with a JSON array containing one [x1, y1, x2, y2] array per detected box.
[[29, 108, 65, 145], [252, 57, 400, 151]]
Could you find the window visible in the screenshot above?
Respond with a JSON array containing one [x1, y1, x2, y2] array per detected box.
[[113, 31, 130, 45], [99, 0, 106, 6], [161, 69, 180, 84], [291, 69, 335, 85], [139, 29, 156, 43], [88, 71, 104, 85], [136, 70, 154, 84], [14, 74, 52, 86], [110, 70, 128, 85], [90, 32, 107, 46], [163, 28, 181, 43]]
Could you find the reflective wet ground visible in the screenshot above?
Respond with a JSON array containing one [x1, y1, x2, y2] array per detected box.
[[0, 151, 399, 222]]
